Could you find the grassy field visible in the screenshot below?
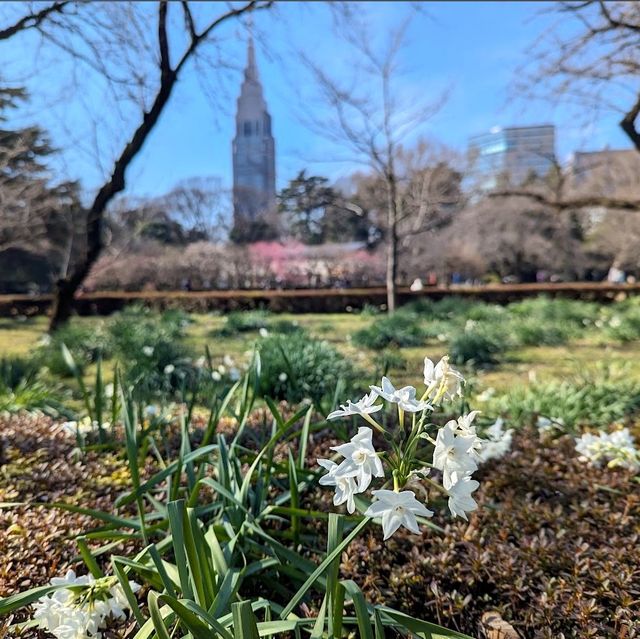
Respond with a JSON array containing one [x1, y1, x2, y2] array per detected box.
[[5, 308, 640, 394]]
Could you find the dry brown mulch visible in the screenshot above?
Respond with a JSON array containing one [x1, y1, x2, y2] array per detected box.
[[339, 428, 640, 638], [0, 414, 132, 598], [2, 413, 639, 639]]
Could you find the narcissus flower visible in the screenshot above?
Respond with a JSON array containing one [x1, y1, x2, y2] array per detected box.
[[327, 391, 382, 420], [446, 471, 479, 520], [365, 489, 433, 539], [423, 356, 464, 402], [317, 459, 358, 513], [477, 417, 513, 463], [370, 377, 431, 413], [331, 426, 384, 491], [432, 422, 478, 489]]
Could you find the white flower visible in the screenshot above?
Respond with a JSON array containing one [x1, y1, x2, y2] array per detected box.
[[229, 367, 241, 381], [142, 346, 154, 357], [144, 405, 158, 418], [477, 417, 513, 463], [331, 426, 384, 491], [447, 411, 484, 460], [61, 417, 94, 437], [432, 422, 478, 489], [575, 427, 639, 471], [194, 356, 206, 368], [33, 570, 139, 639], [211, 371, 222, 382], [365, 489, 433, 539], [164, 364, 175, 375], [104, 383, 114, 399], [537, 416, 564, 434], [278, 372, 288, 382], [446, 471, 479, 520], [370, 377, 431, 413], [223, 355, 234, 367], [259, 327, 269, 337], [327, 390, 383, 420], [423, 356, 464, 402], [38, 333, 52, 347], [476, 387, 495, 402], [317, 459, 358, 513]]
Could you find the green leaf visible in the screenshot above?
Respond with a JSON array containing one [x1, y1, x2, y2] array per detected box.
[[232, 601, 260, 639], [297, 407, 312, 469], [280, 517, 369, 619], [76, 536, 103, 578], [340, 580, 373, 639]]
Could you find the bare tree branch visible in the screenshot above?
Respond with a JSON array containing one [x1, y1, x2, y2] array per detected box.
[[0, 1, 69, 40]]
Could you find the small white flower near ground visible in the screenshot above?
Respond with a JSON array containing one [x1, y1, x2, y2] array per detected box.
[[365, 489, 433, 539]]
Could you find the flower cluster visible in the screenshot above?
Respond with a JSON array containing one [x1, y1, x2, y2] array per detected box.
[[318, 356, 495, 540], [476, 417, 513, 463], [61, 417, 110, 440], [33, 570, 139, 639], [575, 427, 640, 471]]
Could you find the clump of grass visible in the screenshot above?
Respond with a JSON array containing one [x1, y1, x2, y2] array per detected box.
[[353, 312, 425, 349], [214, 310, 271, 336], [108, 305, 193, 399], [257, 332, 359, 405], [490, 376, 640, 431], [508, 317, 575, 346], [372, 348, 408, 378], [448, 325, 506, 366], [34, 321, 111, 377]]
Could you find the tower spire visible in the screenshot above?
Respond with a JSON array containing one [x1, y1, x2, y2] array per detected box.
[[245, 18, 258, 82]]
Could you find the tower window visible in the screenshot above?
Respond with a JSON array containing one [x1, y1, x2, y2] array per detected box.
[[244, 121, 251, 136]]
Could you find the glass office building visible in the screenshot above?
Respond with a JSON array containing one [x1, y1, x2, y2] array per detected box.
[[467, 125, 556, 191]]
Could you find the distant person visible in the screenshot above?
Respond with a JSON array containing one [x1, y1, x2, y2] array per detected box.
[[607, 263, 626, 284], [410, 278, 423, 292], [427, 272, 437, 286]]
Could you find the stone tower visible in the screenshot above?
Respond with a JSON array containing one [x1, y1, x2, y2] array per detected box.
[[232, 37, 276, 236]]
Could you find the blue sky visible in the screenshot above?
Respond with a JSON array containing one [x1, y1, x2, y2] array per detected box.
[[3, 1, 632, 199]]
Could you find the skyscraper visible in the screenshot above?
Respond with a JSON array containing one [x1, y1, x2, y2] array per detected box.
[[231, 38, 276, 237], [467, 125, 556, 191]]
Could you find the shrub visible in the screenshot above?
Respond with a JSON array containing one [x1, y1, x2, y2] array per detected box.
[[507, 297, 599, 327], [34, 321, 111, 376], [108, 305, 193, 399], [604, 308, 640, 342], [353, 312, 425, 349], [0, 356, 69, 416], [491, 377, 640, 430], [448, 326, 506, 366], [257, 333, 359, 405], [269, 318, 305, 335], [508, 317, 574, 346], [372, 349, 407, 378], [215, 310, 271, 336]]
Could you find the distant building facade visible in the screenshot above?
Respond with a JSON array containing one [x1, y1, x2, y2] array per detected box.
[[467, 125, 556, 191], [231, 38, 276, 239], [568, 149, 640, 192]]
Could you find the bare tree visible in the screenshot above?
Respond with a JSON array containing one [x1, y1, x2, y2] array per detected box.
[[497, 1, 640, 213], [163, 177, 231, 242], [0, 1, 272, 329], [347, 142, 463, 281], [302, 10, 446, 311]]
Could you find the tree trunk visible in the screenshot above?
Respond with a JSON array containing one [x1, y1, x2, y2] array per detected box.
[[385, 175, 398, 313], [47, 60, 178, 331], [49, 279, 78, 332]]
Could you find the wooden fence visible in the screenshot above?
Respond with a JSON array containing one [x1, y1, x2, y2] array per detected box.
[[1, 282, 639, 317]]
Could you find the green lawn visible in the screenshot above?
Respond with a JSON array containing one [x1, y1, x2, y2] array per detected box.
[[3, 310, 640, 400]]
